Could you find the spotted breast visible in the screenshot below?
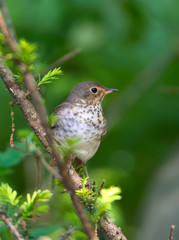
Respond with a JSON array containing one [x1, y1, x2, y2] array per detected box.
[[51, 81, 118, 163], [52, 102, 106, 163]]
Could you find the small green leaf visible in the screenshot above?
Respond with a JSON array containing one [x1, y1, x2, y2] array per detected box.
[[22, 189, 52, 220], [37, 67, 63, 87], [49, 113, 59, 127], [65, 137, 81, 146], [0, 183, 21, 206], [13, 72, 23, 84]]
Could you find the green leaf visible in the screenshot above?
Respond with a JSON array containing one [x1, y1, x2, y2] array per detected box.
[[37, 67, 63, 87], [0, 142, 26, 168], [93, 186, 122, 220], [48, 113, 59, 127], [22, 189, 52, 220], [13, 72, 23, 84], [0, 183, 21, 206]]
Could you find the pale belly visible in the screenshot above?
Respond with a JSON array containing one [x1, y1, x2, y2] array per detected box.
[[52, 106, 106, 162]]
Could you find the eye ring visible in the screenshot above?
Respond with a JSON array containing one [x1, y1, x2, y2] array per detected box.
[[91, 87, 98, 93]]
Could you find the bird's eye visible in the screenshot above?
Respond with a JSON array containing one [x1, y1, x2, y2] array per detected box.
[[91, 88, 97, 93]]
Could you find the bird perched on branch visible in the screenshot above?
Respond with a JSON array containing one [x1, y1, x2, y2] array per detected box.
[[51, 81, 118, 167]]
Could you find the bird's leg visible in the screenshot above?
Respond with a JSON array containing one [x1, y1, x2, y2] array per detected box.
[[83, 164, 92, 190]]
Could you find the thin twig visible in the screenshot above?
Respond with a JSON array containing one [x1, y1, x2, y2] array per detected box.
[[40, 48, 81, 77], [169, 225, 175, 240], [38, 153, 62, 180], [0, 59, 49, 149], [0, 212, 24, 240], [0, 0, 17, 41], [0, 10, 16, 51], [98, 179, 105, 196], [58, 226, 78, 240]]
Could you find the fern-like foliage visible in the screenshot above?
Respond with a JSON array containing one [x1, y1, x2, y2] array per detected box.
[[93, 186, 122, 220], [0, 183, 52, 238], [76, 178, 95, 205], [13, 72, 23, 84], [22, 190, 52, 219], [37, 67, 63, 87], [0, 183, 21, 206]]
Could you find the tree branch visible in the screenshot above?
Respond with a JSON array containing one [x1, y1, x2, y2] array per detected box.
[[0, 58, 127, 240], [0, 9, 16, 51], [0, 0, 17, 42], [58, 226, 78, 240], [0, 9, 127, 239], [99, 216, 127, 240], [169, 225, 175, 240], [0, 212, 24, 240], [40, 48, 81, 77], [0, 59, 49, 149]]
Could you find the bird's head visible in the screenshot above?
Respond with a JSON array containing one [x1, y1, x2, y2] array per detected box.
[[66, 81, 118, 105]]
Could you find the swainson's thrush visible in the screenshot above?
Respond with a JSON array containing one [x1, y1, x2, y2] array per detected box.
[[52, 81, 118, 163]]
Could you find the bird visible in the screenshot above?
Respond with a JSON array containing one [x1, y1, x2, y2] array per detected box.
[[51, 81, 118, 168]]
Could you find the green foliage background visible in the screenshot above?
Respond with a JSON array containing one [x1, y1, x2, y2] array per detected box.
[[0, 0, 179, 239]]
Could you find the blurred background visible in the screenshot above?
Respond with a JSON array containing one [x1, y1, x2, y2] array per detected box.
[[0, 0, 179, 239]]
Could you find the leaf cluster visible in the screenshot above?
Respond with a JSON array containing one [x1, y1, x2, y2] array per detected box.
[[76, 177, 95, 206], [75, 175, 122, 222], [16, 39, 38, 69], [22, 189, 52, 219], [0, 183, 21, 206], [0, 183, 52, 238], [93, 186, 122, 220]]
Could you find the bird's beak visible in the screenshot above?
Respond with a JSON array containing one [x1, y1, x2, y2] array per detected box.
[[104, 88, 118, 95]]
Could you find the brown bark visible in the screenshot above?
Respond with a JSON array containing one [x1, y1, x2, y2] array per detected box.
[[0, 213, 24, 240]]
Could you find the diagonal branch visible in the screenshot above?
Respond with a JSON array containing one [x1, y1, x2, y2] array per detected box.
[[0, 0, 17, 42], [0, 9, 17, 51], [40, 48, 81, 77], [0, 60, 98, 240], [0, 56, 127, 240], [0, 59, 49, 149], [0, 10, 97, 237], [0, 8, 127, 239], [0, 212, 24, 240], [169, 225, 175, 240], [58, 226, 78, 240]]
